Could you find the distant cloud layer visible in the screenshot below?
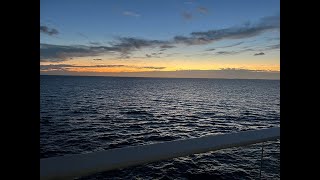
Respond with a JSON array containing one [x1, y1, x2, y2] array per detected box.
[[40, 15, 279, 62], [40, 64, 166, 71], [40, 25, 59, 36]]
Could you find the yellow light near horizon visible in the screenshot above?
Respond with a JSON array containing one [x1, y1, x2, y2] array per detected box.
[[41, 56, 280, 73]]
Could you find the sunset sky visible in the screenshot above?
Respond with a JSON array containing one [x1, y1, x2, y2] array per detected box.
[[40, 0, 280, 79]]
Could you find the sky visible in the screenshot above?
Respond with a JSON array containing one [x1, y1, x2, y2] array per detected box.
[[40, 0, 280, 79]]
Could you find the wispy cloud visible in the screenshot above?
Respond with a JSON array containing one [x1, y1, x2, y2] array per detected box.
[[205, 48, 215, 51], [215, 42, 244, 49], [40, 15, 279, 61], [241, 43, 279, 52], [254, 52, 265, 56], [265, 44, 280, 50], [182, 12, 193, 20], [77, 32, 89, 39], [89, 42, 101, 46], [215, 51, 239, 56], [197, 7, 208, 14], [175, 14, 279, 45], [184, 1, 194, 5], [40, 25, 59, 36], [123, 11, 141, 17], [204, 42, 245, 52]]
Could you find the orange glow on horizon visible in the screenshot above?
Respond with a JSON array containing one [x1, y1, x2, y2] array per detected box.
[[40, 57, 280, 73]]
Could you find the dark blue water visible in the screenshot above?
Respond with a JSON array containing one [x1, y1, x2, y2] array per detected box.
[[40, 75, 280, 180]]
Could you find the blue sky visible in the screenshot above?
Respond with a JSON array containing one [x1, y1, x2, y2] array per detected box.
[[40, 0, 280, 79]]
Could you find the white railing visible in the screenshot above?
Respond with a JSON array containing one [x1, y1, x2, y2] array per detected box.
[[40, 127, 280, 180]]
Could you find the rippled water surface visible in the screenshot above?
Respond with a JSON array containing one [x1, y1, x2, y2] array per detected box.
[[40, 75, 280, 179]]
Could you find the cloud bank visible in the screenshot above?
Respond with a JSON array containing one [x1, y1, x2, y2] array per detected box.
[[40, 15, 279, 62]]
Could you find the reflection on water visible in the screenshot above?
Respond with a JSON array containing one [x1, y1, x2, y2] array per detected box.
[[41, 75, 280, 179]]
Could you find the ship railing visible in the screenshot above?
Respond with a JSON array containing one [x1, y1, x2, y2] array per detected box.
[[40, 127, 280, 180]]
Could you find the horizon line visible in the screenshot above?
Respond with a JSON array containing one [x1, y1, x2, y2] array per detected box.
[[40, 74, 280, 81]]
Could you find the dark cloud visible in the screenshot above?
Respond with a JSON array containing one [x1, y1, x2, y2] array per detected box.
[[40, 25, 59, 36], [254, 52, 265, 56], [160, 45, 176, 49], [110, 37, 168, 58], [115, 37, 165, 49], [40, 64, 166, 71], [40, 37, 168, 61], [123, 11, 140, 17], [182, 12, 193, 20], [40, 43, 116, 62], [206, 48, 215, 51], [174, 35, 210, 45], [93, 58, 102, 60], [197, 7, 208, 14], [213, 48, 257, 56], [40, 64, 126, 70], [145, 54, 152, 58], [215, 51, 238, 55]]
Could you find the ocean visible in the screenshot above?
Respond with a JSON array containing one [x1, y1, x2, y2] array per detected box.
[[40, 75, 280, 180]]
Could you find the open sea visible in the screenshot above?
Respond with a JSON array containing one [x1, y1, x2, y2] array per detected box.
[[40, 75, 280, 180]]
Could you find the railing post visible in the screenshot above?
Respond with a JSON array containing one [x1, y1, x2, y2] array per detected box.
[[259, 142, 264, 180]]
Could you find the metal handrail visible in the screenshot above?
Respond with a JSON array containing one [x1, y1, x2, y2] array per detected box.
[[40, 127, 280, 180]]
